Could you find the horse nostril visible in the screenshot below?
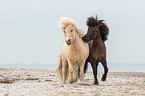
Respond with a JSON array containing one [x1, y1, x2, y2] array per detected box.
[[66, 39, 71, 45]]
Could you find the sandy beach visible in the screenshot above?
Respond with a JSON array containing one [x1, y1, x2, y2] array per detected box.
[[0, 68, 145, 96]]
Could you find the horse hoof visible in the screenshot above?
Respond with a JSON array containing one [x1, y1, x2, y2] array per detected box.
[[69, 81, 74, 84], [101, 76, 106, 81], [94, 82, 99, 85], [74, 79, 78, 83]]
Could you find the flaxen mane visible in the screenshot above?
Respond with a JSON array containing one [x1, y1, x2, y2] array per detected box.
[[59, 17, 85, 38], [87, 16, 109, 41]]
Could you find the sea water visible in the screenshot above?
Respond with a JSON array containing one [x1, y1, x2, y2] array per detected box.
[[0, 63, 145, 73]]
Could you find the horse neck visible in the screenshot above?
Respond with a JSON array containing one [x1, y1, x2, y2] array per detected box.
[[70, 32, 82, 50], [93, 31, 104, 49]]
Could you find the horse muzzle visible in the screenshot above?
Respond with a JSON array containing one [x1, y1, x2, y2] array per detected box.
[[66, 39, 71, 45], [82, 37, 89, 43]]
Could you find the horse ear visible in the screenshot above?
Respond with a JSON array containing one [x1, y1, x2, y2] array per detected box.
[[71, 22, 75, 27]]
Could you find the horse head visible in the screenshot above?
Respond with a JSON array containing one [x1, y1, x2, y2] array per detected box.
[[64, 23, 76, 45], [83, 16, 109, 42], [82, 17, 102, 42]]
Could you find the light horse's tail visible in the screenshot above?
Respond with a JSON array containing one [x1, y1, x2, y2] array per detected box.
[[54, 54, 69, 82], [54, 54, 62, 79]]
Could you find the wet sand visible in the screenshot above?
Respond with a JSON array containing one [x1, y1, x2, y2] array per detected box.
[[0, 68, 145, 96]]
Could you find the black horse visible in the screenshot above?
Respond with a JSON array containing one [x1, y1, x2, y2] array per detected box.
[[78, 15, 109, 85]]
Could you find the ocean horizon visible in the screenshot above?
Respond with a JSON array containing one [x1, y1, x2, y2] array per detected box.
[[0, 63, 145, 73]]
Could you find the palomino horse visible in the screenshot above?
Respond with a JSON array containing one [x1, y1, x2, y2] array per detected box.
[[82, 16, 109, 85], [56, 17, 89, 84]]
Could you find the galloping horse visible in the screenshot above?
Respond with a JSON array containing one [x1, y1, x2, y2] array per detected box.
[[82, 16, 109, 85], [56, 17, 89, 84]]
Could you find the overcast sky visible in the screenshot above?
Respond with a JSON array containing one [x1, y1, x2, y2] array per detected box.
[[0, 0, 145, 64]]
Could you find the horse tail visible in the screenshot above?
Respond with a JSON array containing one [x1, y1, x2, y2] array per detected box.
[[77, 60, 88, 78], [54, 54, 69, 82], [54, 54, 63, 80]]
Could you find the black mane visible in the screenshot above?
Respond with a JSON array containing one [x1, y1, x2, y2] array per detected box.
[[87, 16, 97, 27], [87, 15, 109, 41]]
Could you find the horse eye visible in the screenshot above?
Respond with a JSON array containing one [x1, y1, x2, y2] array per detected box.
[[71, 30, 73, 32]]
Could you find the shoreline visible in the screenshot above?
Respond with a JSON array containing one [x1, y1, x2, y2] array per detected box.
[[0, 68, 145, 96], [0, 67, 145, 73], [0, 63, 145, 73]]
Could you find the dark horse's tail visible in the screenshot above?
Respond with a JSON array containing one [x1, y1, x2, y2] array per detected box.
[[77, 60, 88, 78]]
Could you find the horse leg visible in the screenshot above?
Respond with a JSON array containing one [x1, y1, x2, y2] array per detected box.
[[101, 60, 108, 81], [91, 62, 99, 85], [62, 59, 67, 84], [68, 63, 74, 84], [80, 60, 85, 82], [77, 60, 88, 78], [73, 65, 78, 82]]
